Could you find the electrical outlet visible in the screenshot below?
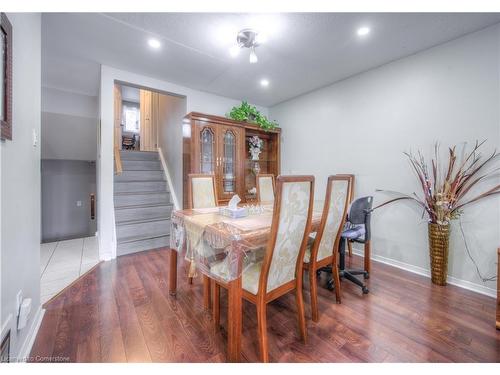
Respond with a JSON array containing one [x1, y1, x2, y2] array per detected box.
[[15, 291, 23, 317], [76, 200, 82, 207]]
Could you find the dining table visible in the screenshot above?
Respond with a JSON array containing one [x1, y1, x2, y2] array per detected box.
[[168, 201, 324, 362]]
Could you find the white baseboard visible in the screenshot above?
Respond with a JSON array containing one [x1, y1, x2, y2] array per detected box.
[[352, 249, 496, 298], [17, 306, 45, 362]]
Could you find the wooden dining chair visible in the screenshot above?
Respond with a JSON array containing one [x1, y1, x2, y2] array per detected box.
[[188, 173, 218, 210], [336, 174, 355, 257], [303, 175, 351, 320], [256, 174, 275, 203], [211, 175, 315, 362], [187, 173, 218, 296]]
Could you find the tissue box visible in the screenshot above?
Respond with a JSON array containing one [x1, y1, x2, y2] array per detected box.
[[219, 206, 249, 219]]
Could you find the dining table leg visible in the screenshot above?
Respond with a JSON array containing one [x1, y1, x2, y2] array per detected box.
[[169, 249, 178, 296], [227, 275, 242, 362], [203, 275, 212, 309]]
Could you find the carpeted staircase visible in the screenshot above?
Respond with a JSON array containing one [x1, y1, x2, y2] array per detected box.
[[114, 150, 173, 256]]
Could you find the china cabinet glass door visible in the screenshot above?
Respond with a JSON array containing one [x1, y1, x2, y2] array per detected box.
[[222, 130, 236, 193], [199, 127, 215, 174]]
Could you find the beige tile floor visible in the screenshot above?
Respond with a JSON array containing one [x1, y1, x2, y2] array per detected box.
[[40, 236, 100, 304]]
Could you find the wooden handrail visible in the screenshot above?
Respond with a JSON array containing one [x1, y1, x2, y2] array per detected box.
[[114, 147, 122, 175]]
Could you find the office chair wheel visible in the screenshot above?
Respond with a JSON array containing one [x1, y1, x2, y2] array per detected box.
[[364, 272, 370, 280], [362, 286, 369, 294], [326, 279, 335, 291]]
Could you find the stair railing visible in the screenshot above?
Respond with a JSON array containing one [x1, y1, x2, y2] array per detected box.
[[114, 147, 123, 175]]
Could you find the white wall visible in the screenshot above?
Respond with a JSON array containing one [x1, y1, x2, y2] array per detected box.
[[41, 160, 96, 242], [270, 25, 500, 296], [157, 93, 187, 210], [99, 65, 268, 259], [42, 87, 97, 118], [0, 13, 42, 360], [41, 87, 98, 161], [41, 113, 97, 161]]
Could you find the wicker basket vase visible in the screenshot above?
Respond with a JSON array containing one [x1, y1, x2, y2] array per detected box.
[[428, 223, 450, 286]]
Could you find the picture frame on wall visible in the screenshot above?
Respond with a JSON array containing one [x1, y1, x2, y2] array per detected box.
[[0, 12, 12, 141]]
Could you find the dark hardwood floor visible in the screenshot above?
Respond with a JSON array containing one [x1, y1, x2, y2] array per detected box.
[[30, 248, 500, 362]]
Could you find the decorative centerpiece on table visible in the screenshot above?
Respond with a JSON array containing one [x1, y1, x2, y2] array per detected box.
[[379, 141, 500, 286]]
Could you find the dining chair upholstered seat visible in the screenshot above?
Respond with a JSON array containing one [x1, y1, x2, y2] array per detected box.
[[303, 233, 317, 263], [211, 260, 263, 295], [257, 174, 275, 203]]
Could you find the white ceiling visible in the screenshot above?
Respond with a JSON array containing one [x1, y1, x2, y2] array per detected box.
[[42, 13, 500, 107], [121, 85, 140, 103]]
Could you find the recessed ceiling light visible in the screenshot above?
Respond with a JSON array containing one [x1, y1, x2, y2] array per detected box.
[[357, 26, 371, 37], [260, 79, 269, 87], [148, 38, 161, 49], [229, 45, 240, 58]]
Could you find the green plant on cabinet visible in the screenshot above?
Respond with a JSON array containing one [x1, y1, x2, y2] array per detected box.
[[227, 101, 278, 131]]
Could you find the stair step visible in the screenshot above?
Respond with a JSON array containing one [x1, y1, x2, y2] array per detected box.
[[115, 149, 172, 257], [120, 151, 158, 161], [114, 191, 170, 207], [117, 235, 170, 256], [122, 159, 162, 170], [116, 217, 171, 240], [115, 170, 165, 182], [117, 216, 171, 226], [115, 203, 174, 223], [114, 180, 168, 193]]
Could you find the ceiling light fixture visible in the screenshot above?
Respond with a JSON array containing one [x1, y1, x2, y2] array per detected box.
[[356, 26, 371, 37], [148, 38, 161, 49], [260, 79, 269, 87], [234, 28, 261, 64], [249, 47, 258, 64]]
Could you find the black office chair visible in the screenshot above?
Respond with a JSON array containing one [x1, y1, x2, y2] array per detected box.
[[320, 196, 373, 294]]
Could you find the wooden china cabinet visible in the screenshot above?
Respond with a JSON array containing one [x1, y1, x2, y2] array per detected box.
[[183, 112, 281, 208]]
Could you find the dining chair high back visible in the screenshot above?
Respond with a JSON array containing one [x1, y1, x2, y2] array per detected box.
[[188, 173, 217, 209], [303, 175, 351, 320], [336, 174, 355, 256], [211, 175, 315, 362], [256, 174, 275, 204], [187, 173, 218, 288]]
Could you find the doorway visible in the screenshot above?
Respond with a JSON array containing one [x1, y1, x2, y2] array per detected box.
[[117, 85, 141, 151], [112, 82, 186, 256], [115, 83, 164, 152]]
